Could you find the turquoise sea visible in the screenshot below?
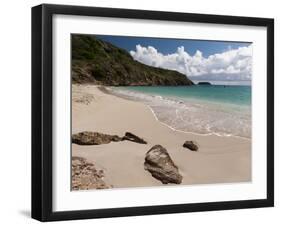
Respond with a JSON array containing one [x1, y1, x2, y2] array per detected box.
[[110, 82, 251, 138]]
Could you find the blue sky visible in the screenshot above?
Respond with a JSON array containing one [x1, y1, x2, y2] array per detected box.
[[96, 35, 251, 58], [93, 34, 252, 81]]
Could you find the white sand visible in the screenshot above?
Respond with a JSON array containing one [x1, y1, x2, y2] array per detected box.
[[72, 84, 251, 188]]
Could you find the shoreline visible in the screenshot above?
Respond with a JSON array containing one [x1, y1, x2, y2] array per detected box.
[[100, 85, 251, 140], [146, 104, 251, 141], [72, 84, 251, 189]]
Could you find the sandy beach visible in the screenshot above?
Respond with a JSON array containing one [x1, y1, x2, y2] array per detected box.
[[72, 84, 251, 189]]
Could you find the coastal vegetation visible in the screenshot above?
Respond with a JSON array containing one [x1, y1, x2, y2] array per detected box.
[[72, 35, 194, 86]]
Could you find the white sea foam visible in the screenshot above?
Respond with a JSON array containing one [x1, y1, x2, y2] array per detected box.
[[109, 87, 251, 138]]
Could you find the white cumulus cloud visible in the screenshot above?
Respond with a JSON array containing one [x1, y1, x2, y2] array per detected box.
[[130, 44, 252, 80]]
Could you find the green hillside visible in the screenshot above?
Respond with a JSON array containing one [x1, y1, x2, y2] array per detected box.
[[71, 35, 194, 86]]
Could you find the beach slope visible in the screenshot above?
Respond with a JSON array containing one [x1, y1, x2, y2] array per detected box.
[[72, 84, 251, 189]]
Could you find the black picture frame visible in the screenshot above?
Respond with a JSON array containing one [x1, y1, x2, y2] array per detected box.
[[32, 3, 274, 222]]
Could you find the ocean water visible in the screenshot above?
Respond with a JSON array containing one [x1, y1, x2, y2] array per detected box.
[[110, 84, 251, 138]]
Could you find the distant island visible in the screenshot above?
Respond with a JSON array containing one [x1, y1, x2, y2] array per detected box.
[[72, 35, 194, 86], [197, 82, 212, 85]]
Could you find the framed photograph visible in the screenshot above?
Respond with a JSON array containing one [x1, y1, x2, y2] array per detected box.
[[32, 4, 274, 221]]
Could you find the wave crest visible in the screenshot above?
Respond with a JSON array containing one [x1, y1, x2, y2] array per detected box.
[[110, 87, 251, 138]]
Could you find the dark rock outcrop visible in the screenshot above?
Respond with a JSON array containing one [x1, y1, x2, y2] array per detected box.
[[122, 132, 147, 144], [72, 35, 194, 86], [197, 82, 211, 85], [72, 156, 111, 190], [72, 131, 148, 146], [183, 141, 199, 151], [72, 131, 122, 145], [144, 145, 182, 184]]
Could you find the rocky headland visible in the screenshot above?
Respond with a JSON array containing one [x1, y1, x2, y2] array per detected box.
[[72, 35, 194, 86]]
